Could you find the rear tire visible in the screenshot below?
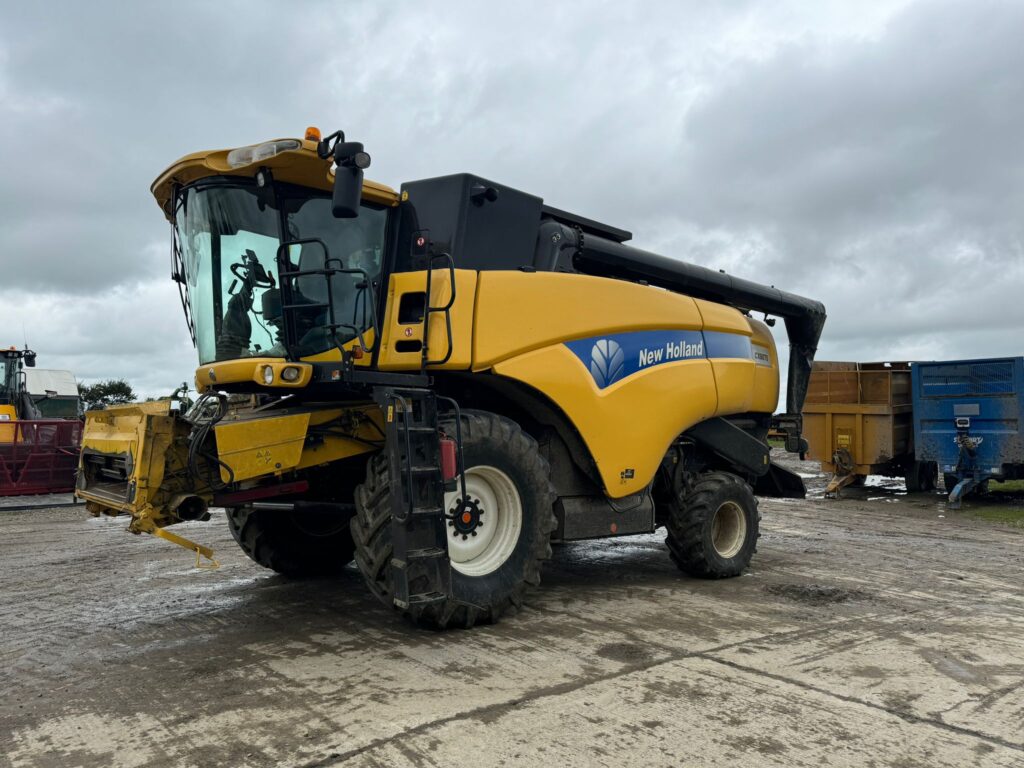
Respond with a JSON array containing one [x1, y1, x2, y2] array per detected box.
[[351, 410, 556, 629], [226, 505, 356, 577], [905, 461, 937, 493], [664, 471, 760, 578]]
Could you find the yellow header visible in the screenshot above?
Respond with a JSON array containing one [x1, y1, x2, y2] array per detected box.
[[149, 136, 399, 219]]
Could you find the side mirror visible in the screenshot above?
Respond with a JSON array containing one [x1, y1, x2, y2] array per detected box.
[[331, 142, 371, 218], [24, 350, 36, 367], [317, 131, 371, 219]]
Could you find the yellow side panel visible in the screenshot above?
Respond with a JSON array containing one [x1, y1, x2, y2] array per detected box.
[[693, 298, 751, 335], [710, 360, 756, 415], [0, 405, 17, 442], [473, 272, 705, 368], [377, 269, 477, 370], [294, 405, 382, 470], [214, 413, 311, 482], [748, 318, 781, 414], [494, 345, 718, 498], [695, 298, 763, 417], [694, 303, 779, 417]]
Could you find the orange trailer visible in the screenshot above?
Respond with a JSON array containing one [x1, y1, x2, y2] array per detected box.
[[803, 362, 936, 495]]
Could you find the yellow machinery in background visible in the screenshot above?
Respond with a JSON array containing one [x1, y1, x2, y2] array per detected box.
[[803, 361, 937, 495], [1, 346, 81, 496], [77, 127, 825, 629]]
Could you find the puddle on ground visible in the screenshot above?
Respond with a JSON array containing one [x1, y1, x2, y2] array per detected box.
[[595, 641, 655, 664], [764, 583, 870, 605]]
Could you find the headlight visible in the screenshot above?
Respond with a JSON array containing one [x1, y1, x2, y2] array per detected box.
[[227, 139, 301, 169], [281, 366, 301, 382], [262, 365, 275, 385]]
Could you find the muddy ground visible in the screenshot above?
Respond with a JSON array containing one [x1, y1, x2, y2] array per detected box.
[[1, 456, 1022, 768]]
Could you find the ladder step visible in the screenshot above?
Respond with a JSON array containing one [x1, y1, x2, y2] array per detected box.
[[407, 591, 448, 606], [391, 547, 448, 569], [407, 547, 447, 560], [401, 426, 438, 433], [407, 465, 440, 474], [410, 505, 446, 517]]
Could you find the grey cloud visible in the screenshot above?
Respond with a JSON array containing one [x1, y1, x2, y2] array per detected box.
[[0, 0, 1019, 397]]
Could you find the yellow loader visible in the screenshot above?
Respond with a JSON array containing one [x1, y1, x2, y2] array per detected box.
[[77, 127, 825, 629]]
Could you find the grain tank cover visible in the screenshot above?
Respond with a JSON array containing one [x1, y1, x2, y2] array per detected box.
[[395, 174, 632, 273], [396, 174, 544, 272]]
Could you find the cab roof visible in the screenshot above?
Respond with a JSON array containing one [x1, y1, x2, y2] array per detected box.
[[149, 136, 399, 220]]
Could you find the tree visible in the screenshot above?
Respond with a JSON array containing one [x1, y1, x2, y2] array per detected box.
[[78, 379, 137, 410]]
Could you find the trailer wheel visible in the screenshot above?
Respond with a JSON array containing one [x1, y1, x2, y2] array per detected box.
[[226, 506, 356, 577], [664, 471, 760, 578], [351, 410, 556, 629], [905, 461, 938, 493]]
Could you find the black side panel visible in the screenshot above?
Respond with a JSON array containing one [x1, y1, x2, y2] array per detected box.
[[555, 491, 655, 540], [687, 417, 771, 477], [540, 204, 632, 243], [754, 462, 807, 499], [395, 174, 543, 272]]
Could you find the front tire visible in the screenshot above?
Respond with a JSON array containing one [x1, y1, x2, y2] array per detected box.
[[664, 471, 760, 578], [351, 410, 556, 629], [226, 505, 356, 577]]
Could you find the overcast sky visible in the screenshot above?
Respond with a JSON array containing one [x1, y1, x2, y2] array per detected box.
[[1, 0, 1021, 400]]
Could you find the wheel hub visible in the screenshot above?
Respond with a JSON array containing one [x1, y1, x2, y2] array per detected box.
[[711, 500, 746, 559], [448, 496, 485, 539], [442, 465, 524, 577]]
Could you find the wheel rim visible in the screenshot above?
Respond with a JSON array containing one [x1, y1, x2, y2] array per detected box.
[[444, 465, 523, 577], [710, 501, 746, 559]]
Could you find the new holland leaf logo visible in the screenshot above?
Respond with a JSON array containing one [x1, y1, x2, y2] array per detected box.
[[590, 339, 625, 387]]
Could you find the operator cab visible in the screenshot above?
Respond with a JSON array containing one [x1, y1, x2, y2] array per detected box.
[[173, 178, 389, 364]]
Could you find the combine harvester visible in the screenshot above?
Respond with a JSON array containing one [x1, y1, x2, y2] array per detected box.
[[0, 346, 81, 498], [77, 127, 825, 629]]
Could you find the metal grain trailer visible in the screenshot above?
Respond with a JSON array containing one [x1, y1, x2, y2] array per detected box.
[[912, 357, 1024, 508], [804, 361, 936, 495]]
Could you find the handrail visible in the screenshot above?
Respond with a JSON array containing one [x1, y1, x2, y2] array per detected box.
[[275, 238, 381, 361], [422, 252, 457, 368]]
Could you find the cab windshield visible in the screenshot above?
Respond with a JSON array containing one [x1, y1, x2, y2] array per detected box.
[[173, 180, 388, 364]]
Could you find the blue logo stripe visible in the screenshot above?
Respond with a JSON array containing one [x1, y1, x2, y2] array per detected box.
[[565, 329, 755, 389], [704, 331, 753, 360]]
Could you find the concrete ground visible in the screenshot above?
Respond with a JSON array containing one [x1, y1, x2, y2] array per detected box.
[[1, 458, 1022, 768]]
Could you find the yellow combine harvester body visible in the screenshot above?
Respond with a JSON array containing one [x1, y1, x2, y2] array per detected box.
[[78, 128, 823, 628]]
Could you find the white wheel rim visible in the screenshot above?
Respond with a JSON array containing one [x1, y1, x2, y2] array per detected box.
[[711, 501, 746, 559], [444, 465, 523, 577]]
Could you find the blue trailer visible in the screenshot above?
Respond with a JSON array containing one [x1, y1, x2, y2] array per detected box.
[[912, 357, 1024, 508]]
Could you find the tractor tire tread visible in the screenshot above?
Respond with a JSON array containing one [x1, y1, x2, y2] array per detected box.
[[227, 505, 355, 578], [664, 471, 760, 579], [351, 409, 556, 629]]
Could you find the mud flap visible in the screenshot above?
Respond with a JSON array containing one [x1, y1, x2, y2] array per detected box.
[[754, 462, 807, 499]]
